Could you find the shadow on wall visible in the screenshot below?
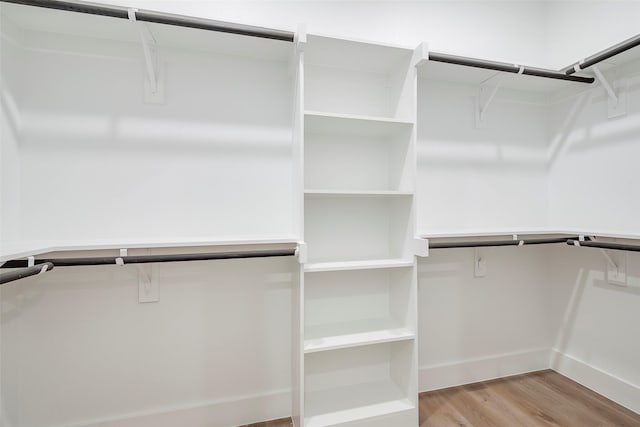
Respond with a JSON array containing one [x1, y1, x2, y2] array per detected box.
[[548, 76, 640, 166], [0, 257, 295, 427], [552, 247, 640, 361], [417, 81, 549, 172]]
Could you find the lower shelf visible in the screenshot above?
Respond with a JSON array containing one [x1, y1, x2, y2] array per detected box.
[[304, 259, 414, 273], [304, 318, 414, 353], [304, 380, 414, 427]]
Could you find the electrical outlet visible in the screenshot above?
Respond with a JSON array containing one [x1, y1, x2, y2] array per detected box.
[[474, 248, 486, 277], [607, 252, 627, 286], [139, 264, 159, 303]]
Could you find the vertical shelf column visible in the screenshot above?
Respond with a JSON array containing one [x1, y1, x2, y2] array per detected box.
[[292, 25, 307, 427], [296, 34, 422, 427]]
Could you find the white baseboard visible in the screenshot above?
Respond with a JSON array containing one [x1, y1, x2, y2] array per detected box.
[[75, 389, 291, 427], [419, 348, 550, 392], [550, 350, 640, 414]]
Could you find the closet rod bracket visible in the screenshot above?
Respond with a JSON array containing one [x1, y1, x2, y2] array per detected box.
[[128, 8, 164, 104], [414, 237, 429, 257], [592, 66, 627, 118], [295, 242, 308, 264], [475, 73, 504, 128], [589, 237, 627, 286], [294, 23, 307, 51]]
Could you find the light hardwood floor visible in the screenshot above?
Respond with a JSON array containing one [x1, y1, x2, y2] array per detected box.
[[240, 370, 640, 427], [419, 370, 640, 427]]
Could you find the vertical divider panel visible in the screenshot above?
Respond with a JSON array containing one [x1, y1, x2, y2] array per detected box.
[[292, 30, 306, 427]]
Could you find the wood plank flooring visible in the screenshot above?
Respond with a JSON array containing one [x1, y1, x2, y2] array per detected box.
[[239, 370, 640, 427], [419, 370, 640, 427], [244, 419, 292, 427]]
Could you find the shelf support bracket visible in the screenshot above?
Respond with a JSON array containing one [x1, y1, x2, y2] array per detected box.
[[295, 242, 308, 264], [294, 23, 307, 52], [587, 236, 627, 285], [290, 23, 306, 77], [413, 42, 429, 68], [414, 237, 429, 257], [475, 73, 504, 128], [128, 8, 163, 103], [592, 66, 617, 104], [592, 65, 627, 118]]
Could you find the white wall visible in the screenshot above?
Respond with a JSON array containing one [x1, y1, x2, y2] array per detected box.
[[0, 16, 23, 252], [548, 61, 640, 235], [417, 80, 549, 234], [418, 246, 552, 390], [545, 1, 640, 70], [99, 0, 549, 66], [1, 7, 296, 427], [15, 31, 293, 247], [544, 52, 640, 413], [548, 245, 640, 413], [1, 256, 296, 427]]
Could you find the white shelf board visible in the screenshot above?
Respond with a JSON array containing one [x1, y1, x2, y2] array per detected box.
[[305, 318, 414, 353], [304, 111, 414, 137], [419, 228, 640, 241], [0, 3, 291, 61], [305, 33, 413, 74], [419, 227, 566, 239], [305, 380, 414, 427], [0, 236, 299, 263], [305, 190, 414, 197], [304, 259, 414, 273]]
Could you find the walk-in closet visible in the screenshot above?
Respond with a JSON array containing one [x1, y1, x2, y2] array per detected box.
[[1, 1, 639, 426]]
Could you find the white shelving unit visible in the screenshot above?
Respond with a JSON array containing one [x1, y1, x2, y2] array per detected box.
[[304, 342, 416, 427], [304, 258, 415, 273], [293, 33, 420, 427], [304, 268, 415, 354]]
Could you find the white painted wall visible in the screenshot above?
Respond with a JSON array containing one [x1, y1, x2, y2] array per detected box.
[[418, 246, 553, 391], [548, 61, 640, 236], [99, 0, 549, 66], [544, 43, 640, 413], [0, 16, 23, 252], [15, 32, 293, 248], [548, 245, 640, 413], [545, 1, 640, 70], [417, 80, 549, 234], [1, 256, 296, 427], [1, 7, 296, 427]]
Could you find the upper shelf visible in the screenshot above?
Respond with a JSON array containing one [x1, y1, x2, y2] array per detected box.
[[0, 2, 292, 61], [419, 228, 640, 241], [0, 236, 299, 263], [305, 33, 413, 74], [305, 111, 413, 137]]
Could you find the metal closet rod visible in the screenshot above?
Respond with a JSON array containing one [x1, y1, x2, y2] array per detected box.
[[0, 249, 297, 269], [0, 262, 54, 285], [0, 0, 295, 42], [566, 239, 640, 253], [428, 52, 595, 84], [428, 237, 582, 249], [563, 33, 640, 75]]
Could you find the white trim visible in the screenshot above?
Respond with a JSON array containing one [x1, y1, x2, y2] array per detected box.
[[550, 350, 640, 414], [419, 348, 550, 392], [53, 389, 290, 427]]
